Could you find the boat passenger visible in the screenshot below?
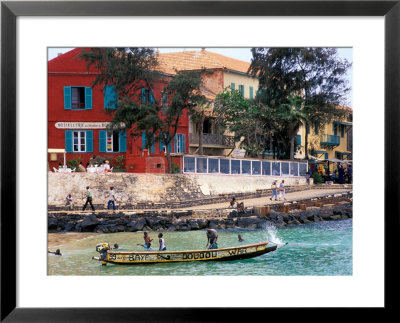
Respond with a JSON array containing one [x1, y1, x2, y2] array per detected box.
[[229, 197, 238, 208], [143, 232, 153, 250], [238, 235, 244, 242], [113, 243, 119, 249], [206, 228, 218, 249], [158, 233, 167, 251]]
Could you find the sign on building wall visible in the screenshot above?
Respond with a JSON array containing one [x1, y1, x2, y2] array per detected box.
[[55, 122, 125, 129]]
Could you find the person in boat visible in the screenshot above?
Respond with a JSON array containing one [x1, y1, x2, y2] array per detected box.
[[48, 249, 62, 256], [158, 233, 167, 251], [237, 202, 245, 213], [238, 234, 245, 242], [138, 231, 153, 250], [113, 243, 119, 249], [206, 228, 218, 249]]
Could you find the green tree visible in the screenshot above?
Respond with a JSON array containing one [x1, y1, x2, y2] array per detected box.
[[250, 48, 351, 159], [277, 95, 311, 160], [214, 88, 273, 157]]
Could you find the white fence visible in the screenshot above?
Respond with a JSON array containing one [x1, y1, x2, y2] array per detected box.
[[182, 156, 308, 177]]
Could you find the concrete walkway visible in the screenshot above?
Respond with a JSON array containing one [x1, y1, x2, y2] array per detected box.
[[49, 187, 352, 214], [183, 188, 352, 211]]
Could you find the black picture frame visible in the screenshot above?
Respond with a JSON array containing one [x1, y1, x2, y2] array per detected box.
[[1, 1, 398, 321]]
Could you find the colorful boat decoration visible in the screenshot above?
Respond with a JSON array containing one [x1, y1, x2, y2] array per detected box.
[[92, 241, 278, 265]]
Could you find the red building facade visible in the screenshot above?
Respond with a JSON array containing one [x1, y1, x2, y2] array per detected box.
[[48, 48, 189, 172]]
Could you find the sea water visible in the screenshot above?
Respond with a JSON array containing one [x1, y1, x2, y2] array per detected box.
[[48, 219, 352, 276]]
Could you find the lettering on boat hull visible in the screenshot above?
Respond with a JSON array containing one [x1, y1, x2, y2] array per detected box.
[[100, 242, 274, 265]]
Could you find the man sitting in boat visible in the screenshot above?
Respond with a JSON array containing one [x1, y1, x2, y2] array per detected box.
[[206, 228, 218, 249]]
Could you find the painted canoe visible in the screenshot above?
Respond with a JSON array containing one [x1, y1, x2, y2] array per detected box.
[[92, 241, 277, 265]]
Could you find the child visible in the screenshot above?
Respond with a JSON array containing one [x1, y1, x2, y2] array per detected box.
[[143, 232, 153, 250], [107, 186, 117, 211], [65, 194, 74, 210], [158, 233, 166, 251]]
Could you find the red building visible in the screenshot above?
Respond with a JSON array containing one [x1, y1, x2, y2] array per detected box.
[[48, 48, 189, 172]]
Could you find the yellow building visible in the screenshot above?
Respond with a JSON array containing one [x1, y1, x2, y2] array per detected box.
[[158, 49, 258, 156], [295, 107, 352, 171]]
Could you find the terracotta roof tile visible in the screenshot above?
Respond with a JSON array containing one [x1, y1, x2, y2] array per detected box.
[[157, 49, 251, 75]]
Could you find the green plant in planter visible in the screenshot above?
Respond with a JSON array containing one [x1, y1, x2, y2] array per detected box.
[[171, 161, 181, 174], [66, 157, 82, 171], [311, 171, 324, 184]]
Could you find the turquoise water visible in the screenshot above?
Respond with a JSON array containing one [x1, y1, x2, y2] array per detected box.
[[48, 219, 352, 276]]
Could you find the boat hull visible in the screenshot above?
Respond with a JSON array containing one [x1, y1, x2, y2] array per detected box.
[[93, 242, 277, 265]]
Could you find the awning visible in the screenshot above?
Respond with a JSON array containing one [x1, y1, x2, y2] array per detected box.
[[333, 121, 352, 126], [48, 148, 66, 153]]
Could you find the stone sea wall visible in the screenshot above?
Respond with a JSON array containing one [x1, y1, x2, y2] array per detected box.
[[48, 200, 352, 233], [48, 172, 312, 207]]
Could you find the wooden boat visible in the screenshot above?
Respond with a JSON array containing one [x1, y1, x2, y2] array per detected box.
[[92, 241, 277, 265]]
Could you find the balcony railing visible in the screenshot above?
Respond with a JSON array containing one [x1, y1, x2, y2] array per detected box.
[[320, 134, 340, 146], [190, 133, 235, 148]]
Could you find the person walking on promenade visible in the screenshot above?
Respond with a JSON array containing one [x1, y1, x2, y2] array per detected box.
[[82, 186, 95, 211], [270, 180, 278, 201], [158, 233, 167, 251], [278, 180, 287, 201], [107, 186, 117, 211], [65, 194, 74, 210], [206, 228, 218, 249]]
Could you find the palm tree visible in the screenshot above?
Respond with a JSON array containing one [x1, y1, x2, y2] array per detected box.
[[277, 95, 311, 160]]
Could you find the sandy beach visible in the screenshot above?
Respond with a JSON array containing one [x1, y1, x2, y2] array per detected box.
[[48, 232, 98, 247]]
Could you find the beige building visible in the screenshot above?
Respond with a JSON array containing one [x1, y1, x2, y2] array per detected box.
[[158, 49, 258, 156], [294, 107, 352, 171]]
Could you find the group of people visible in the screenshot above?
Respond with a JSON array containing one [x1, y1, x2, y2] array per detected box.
[[137, 232, 167, 251], [65, 186, 117, 212], [314, 163, 352, 184], [136, 229, 243, 252], [270, 179, 286, 201]]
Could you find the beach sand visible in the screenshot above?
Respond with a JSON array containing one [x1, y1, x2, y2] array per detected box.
[[48, 232, 98, 247]]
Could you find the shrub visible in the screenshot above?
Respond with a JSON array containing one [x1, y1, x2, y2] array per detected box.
[[311, 172, 324, 184], [66, 157, 82, 172], [171, 161, 181, 174]]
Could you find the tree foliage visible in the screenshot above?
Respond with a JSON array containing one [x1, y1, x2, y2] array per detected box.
[[80, 48, 205, 173], [250, 47, 352, 158]]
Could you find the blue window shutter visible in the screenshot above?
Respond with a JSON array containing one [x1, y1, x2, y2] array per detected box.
[[174, 134, 178, 153], [160, 139, 165, 152], [181, 134, 186, 153], [99, 130, 107, 152], [119, 131, 127, 152], [341, 125, 344, 137], [104, 85, 117, 109], [141, 88, 146, 103], [64, 87, 71, 110], [65, 130, 73, 152], [325, 153, 328, 159], [150, 91, 155, 104], [249, 86, 253, 99], [159, 133, 165, 152], [142, 132, 146, 149], [231, 83, 235, 91], [86, 130, 93, 152], [85, 87, 92, 110]]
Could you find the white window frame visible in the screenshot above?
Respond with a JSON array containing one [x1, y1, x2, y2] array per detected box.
[[73, 131, 86, 152]]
